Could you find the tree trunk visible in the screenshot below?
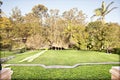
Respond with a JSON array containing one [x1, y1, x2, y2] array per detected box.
[[101, 16, 105, 24], [0, 64, 2, 70]]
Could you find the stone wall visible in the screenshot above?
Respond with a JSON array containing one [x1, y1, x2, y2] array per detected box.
[[0, 68, 13, 80]]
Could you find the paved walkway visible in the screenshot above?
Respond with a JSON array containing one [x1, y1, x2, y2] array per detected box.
[[2, 62, 120, 69], [19, 50, 47, 62]]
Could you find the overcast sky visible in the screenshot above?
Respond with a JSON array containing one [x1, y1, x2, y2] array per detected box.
[[1, 0, 120, 23]]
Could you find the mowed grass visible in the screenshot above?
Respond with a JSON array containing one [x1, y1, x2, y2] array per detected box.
[[10, 64, 118, 80], [6, 50, 119, 65], [0, 50, 40, 58], [0, 51, 16, 58], [5, 50, 41, 64]]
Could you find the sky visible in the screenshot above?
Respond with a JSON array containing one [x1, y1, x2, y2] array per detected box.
[[1, 0, 120, 24]]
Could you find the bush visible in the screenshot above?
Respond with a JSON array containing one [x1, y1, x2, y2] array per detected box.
[[68, 43, 80, 50], [113, 48, 120, 55], [13, 48, 26, 54], [20, 48, 26, 53]]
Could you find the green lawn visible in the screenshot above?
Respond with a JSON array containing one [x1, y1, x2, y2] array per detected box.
[[9, 64, 118, 80], [6, 50, 119, 65], [0, 51, 16, 58], [3, 50, 119, 80]]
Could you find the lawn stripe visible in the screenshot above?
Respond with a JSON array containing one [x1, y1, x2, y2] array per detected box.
[[2, 62, 120, 68], [19, 50, 47, 62], [27, 50, 47, 62]]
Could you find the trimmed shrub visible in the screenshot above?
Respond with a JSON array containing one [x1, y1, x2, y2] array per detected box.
[[20, 48, 26, 53], [113, 48, 120, 55]]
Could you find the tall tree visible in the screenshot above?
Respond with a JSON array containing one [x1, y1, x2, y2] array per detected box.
[[86, 21, 105, 50], [0, 0, 2, 5], [63, 8, 86, 49], [9, 7, 23, 41], [48, 9, 60, 46], [10, 7, 23, 23], [86, 21, 120, 52], [0, 17, 13, 50], [91, 1, 117, 22], [0, 0, 3, 70], [10, 7, 32, 50], [104, 23, 120, 50], [64, 23, 88, 49], [32, 4, 48, 25], [0, 0, 2, 13], [0, 0, 3, 18]]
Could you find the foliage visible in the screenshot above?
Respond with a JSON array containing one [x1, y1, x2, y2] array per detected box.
[[32, 4, 48, 26], [64, 23, 88, 49], [0, 0, 2, 6], [113, 48, 120, 55], [32, 4, 48, 17], [86, 21, 120, 51], [10, 7, 23, 23], [0, 0, 3, 18], [86, 21, 104, 50], [63, 9, 87, 49], [1, 3, 119, 51], [91, 1, 117, 22], [0, 17, 13, 50]]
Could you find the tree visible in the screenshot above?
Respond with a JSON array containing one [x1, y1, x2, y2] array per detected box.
[[0, 0, 2, 5], [24, 12, 40, 35], [0, 0, 3, 50], [10, 7, 23, 23], [47, 9, 60, 46], [9, 7, 33, 50], [0, 0, 3, 17], [0, 0, 2, 10], [32, 4, 48, 25], [0, 17, 13, 50], [64, 23, 88, 49], [86, 21, 120, 52], [86, 21, 105, 50], [91, 1, 117, 22], [63, 8, 87, 49], [104, 23, 120, 51], [62, 8, 86, 24], [24, 12, 49, 49], [0, 0, 3, 71]]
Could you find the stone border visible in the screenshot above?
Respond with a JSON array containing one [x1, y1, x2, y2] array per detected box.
[[2, 62, 120, 69], [0, 56, 15, 63]]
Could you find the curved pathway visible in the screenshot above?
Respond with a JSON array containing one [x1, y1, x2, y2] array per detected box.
[[2, 62, 120, 69]]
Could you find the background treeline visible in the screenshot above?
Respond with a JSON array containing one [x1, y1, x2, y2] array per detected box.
[[0, 4, 120, 53]]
